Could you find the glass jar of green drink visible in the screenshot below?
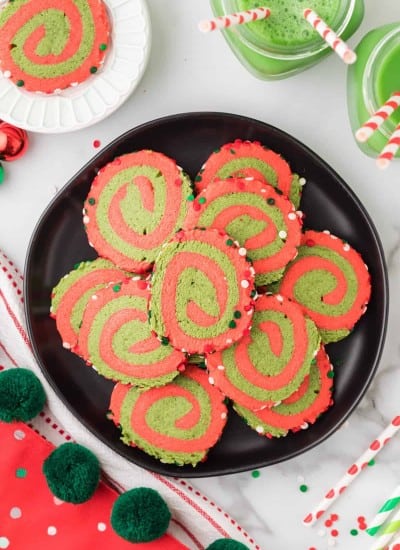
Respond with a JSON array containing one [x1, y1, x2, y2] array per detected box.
[[210, 0, 364, 79], [347, 23, 400, 159]]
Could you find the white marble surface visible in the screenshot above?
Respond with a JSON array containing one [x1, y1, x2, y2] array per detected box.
[[1, 1, 400, 549]]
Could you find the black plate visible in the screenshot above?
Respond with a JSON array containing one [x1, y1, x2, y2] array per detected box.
[[24, 112, 388, 477]]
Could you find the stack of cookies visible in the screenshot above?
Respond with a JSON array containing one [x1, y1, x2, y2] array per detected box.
[[50, 141, 371, 467]]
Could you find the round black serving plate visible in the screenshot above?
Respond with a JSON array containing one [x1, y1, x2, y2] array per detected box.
[[24, 112, 388, 477]]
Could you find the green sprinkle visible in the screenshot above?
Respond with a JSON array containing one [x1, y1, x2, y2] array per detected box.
[[250, 289, 257, 298], [99, 43, 108, 51], [73, 263, 80, 269], [0, 164, 4, 184], [112, 284, 121, 292], [213, 148, 221, 153], [88, 197, 96, 205], [198, 197, 206, 204], [234, 311, 242, 319], [311, 358, 317, 365], [299, 484, 308, 493], [161, 337, 169, 346], [228, 320, 236, 329], [90, 66, 98, 74], [16, 79, 24, 87], [230, 149, 236, 154], [350, 529, 358, 536], [187, 194, 195, 201], [148, 309, 152, 320], [275, 188, 283, 195], [368, 459, 375, 467], [195, 175, 202, 182], [327, 370, 335, 378], [226, 239, 234, 246], [223, 397, 230, 405], [16, 468, 27, 478], [267, 198, 275, 205], [251, 470, 260, 479]]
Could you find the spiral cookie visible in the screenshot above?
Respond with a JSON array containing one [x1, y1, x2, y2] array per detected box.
[[207, 294, 320, 409], [78, 280, 185, 388], [0, 0, 110, 94], [234, 345, 334, 437], [277, 230, 371, 343], [50, 258, 128, 351], [84, 151, 193, 273], [195, 140, 303, 208], [108, 365, 228, 466], [149, 228, 255, 354], [183, 177, 302, 286]]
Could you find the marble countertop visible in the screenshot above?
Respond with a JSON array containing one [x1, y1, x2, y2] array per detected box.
[[1, 1, 400, 549]]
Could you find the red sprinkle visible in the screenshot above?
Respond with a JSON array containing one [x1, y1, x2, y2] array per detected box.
[[357, 516, 365, 522], [330, 514, 339, 521], [305, 239, 315, 247], [93, 139, 101, 148], [193, 201, 201, 211], [331, 529, 339, 537], [136, 280, 148, 290], [325, 520, 333, 527], [174, 178, 182, 186]]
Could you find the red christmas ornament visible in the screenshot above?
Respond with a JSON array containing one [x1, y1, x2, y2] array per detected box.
[[0, 121, 28, 161]]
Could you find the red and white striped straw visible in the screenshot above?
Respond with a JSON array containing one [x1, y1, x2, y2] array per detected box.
[[356, 92, 400, 143], [198, 7, 271, 33], [303, 8, 357, 64], [376, 123, 400, 169], [303, 415, 400, 527]]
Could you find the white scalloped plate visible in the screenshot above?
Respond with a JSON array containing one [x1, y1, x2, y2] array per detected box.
[[0, 0, 151, 133]]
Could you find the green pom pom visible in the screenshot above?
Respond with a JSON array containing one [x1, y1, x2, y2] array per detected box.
[[43, 443, 100, 503], [111, 487, 171, 542], [206, 540, 250, 550], [0, 368, 46, 422]]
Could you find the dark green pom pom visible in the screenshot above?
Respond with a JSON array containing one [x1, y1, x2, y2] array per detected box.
[[111, 487, 171, 542], [206, 539, 249, 550], [0, 368, 46, 422], [43, 443, 100, 503]]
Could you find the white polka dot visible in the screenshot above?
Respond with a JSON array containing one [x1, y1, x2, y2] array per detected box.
[[343, 243, 350, 251], [10, 507, 22, 519], [83, 215, 90, 224], [221, 412, 227, 420], [13, 430, 25, 441], [276, 294, 284, 302], [47, 526, 57, 536], [226, 338, 233, 345], [255, 426, 264, 434], [97, 522, 107, 532], [238, 247, 247, 256], [91, 294, 98, 300], [217, 365, 225, 371], [53, 496, 64, 506], [288, 212, 297, 220], [323, 230, 331, 234], [301, 422, 309, 430], [0, 537, 10, 549], [299, 177, 306, 186], [208, 377, 215, 385], [241, 280, 250, 288], [62, 342, 71, 349], [278, 230, 287, 239]]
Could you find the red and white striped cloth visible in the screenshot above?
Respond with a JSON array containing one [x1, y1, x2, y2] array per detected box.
[[0, 249, 260, 550]]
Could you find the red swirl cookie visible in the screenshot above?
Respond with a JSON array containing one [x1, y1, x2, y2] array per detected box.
[[183, 177, 302, 285], [108, 365, 228, 466], [84, 151, 192, 273], [234, 345, 334, 437], [78, 280, 185, 388], [207, 294, 320, 409], [195, 140, 303, 207], [0, 0, 110, 94], [149, 228, 255, 354], [277, 230, 371, 343]]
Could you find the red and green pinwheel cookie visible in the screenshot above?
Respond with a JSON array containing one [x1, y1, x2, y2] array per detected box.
[[109, 365, 228, 467], [50, 258, 129, 351], [0, 0, 110, 93], [149, 228, 256, 354], [234, 345, 334, 437], [276, 230, 371, 343], [206, 294, 320, 410], [183, 177, 302, 285], [195, 140, 303, 208], [84, 151, 193, 273], [78, 279, 185, 388]]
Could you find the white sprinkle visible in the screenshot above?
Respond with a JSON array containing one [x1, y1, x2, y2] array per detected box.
[[364, 263, 369, 271], [221, 412, 227, 419], [260, 188, 267, 193], [276, 294, 284, 302], [13, 430, 25, 441], [323, 230, 331, 234], [331, 234, 338, 239], [181, 348, 187, 353], [297, 475, 305, 483], [247, 308, 253, 315], [234, 240, 240, 246], [343, 243, 350, 251], [296, 210, 304, 218], [49, 307, 53, 313], [313, 349, 319, 357], [82, 208, 86, 215], [288, 212, 297, 220], [342, 420, 350, 429], [279, 230, 287, 239], [208, 377, 215, 385], [131, 275, 141, 280], [241, 280, 250, 288], [299, 177, 306, 186], [274, 401, 282, 407], [70, 82, 79, 87], [53, 88, 62, 95], [53, 496, 64, 505], [3, 71, 11, 78], [226, 338, 233, 345], [91, 294, 98, 300], [62, 342, 71, 349], [244, 176, 254, 181], [97, 522, 107, 532], [88, 241, 94, 248], [83, 215, 90, 224], [256, 426, 265, 434], [318, 529, 326, 537], [47, 526, 57, 536], [328, 538, 336, 547], [238, 247, 247, 256], [217, 365, 225, 371], [301, 422, 309, 430]]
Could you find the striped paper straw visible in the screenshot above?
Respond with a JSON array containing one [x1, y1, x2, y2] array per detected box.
[[355, 92, 400, 143], [376, 123, 400, 169], [198, 7, 271, 33], [385, 532, 400, 550], [303, 8, 357, 64], [366, 485, 400, 536], [303, 415, 400, 527], [369, 508, 400, 550]]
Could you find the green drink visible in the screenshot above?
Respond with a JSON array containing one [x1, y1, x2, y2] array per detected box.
[[347, 24, 400, 158], [210, 0, 364, 79]]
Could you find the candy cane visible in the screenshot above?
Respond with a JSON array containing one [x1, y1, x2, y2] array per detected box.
[[355, 92, 400, 143], [303, 8, 357, 64], [376, 124, 400, 170], [303, 416, 400, 527], [198, 7, 271, 33]]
